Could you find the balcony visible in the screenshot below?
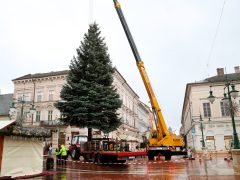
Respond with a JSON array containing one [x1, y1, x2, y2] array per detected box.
[[40, 120, 64, 127]]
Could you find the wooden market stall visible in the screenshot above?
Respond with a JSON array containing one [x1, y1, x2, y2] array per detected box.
[[0, 120, 50, 178]]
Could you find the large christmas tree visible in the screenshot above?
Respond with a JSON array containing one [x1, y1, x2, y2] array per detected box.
[[55, 23, 122, 135]]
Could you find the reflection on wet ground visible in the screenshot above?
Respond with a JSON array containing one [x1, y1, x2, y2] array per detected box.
[[29, 154, 240, 180]]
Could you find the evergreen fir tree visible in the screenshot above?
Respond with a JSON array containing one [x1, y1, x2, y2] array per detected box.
[[55, 23, 122, 134]]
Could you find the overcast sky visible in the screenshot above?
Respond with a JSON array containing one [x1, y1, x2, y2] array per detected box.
[[0, 0, 239, 132]]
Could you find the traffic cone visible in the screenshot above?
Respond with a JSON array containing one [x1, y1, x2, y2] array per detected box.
[[154, 156, 157, 161], [209, 153, 212, 160]]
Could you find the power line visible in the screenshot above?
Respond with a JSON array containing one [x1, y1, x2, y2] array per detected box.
[[206, 0, 226, 76]]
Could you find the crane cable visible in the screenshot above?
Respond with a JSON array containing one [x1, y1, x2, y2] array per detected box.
[[206, 0, 226, 76], [89, 0, 94, 24]]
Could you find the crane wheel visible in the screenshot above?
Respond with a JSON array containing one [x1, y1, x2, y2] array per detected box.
[[94, 154, 102, 163], [165, 155, 172, 160], [71, 145, 80, 160], [148, 154, 154, 160]]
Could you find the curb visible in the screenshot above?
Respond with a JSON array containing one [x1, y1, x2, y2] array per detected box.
[[12, 170, 58, 179], [63, 159, 187, 165]]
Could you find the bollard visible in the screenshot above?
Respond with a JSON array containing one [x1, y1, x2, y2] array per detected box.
[[46, 157, 54, 170]]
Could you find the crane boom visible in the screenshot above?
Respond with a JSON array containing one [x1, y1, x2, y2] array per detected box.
[[113, 0, 169, 138], [112, 0, 186, 160]]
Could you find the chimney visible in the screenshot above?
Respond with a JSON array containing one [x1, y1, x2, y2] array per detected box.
[[217, 68, 224, 76], [234, 66, 240, 73]]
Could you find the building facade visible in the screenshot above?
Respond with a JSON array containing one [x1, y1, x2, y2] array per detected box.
[[181, 67, 240, 152], [137, 101, 152, 139], [11, 69, 151, 151]]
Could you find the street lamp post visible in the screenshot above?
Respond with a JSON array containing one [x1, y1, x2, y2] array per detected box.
[[207, 83, 239, 149], [199, 115, 206, 148], [9, 96, 36, 126], [226, 84, 240, 149]]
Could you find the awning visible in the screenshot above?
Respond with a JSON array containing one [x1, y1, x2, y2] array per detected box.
[[126, 136, 139, 143], [0, 120, 16, 130], [118, 135, 139, 142], [206, 136, 215, 140], [224, 135, 232, 140]]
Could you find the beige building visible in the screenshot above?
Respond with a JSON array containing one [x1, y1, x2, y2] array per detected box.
[[11, 69, 150, 151], [137, 101, 154, 139], [181, 67, 240, 153]]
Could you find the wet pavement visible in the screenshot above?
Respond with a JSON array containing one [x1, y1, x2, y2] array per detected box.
[[25, 154, 240, 180]]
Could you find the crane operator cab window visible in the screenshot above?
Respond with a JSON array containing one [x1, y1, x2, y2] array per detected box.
[[152, 132, 157, 138]]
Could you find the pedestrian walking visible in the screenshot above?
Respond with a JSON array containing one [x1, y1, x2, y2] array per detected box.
[[48, 143, 53, 156], [187, 147, 193, 159]]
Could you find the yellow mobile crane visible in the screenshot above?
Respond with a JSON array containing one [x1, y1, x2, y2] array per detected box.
[[113, 0, 187, 160]]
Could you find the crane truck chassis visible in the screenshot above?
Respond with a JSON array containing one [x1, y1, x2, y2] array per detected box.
[[69, 135, 146, 163], [113, 0, 187, 160]]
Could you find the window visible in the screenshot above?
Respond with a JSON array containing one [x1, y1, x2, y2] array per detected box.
[[17, 93, 30, 101], [224, 135, 233, 150], [17, 111, 27, 120], [36, 91, 43, 102], [17, 112, 21, 120], [203, 102, 211, 117], [48, 110, 53, 121], [59, 132, 66, 145], [36, 111, 41, 122], [17, 93, 24, 101], [48, 90, 54, 101], [17, 111, 27, 121], [206, 136, 215, 150], [24, 93, 30, 101], [220, 101, 229, 116], [17, 112, 27, 122], [23, 112, 28, 120]]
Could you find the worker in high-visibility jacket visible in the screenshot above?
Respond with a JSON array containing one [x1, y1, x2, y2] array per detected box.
[[55, 144, 61, 165], [59, 144, 68, 165]]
